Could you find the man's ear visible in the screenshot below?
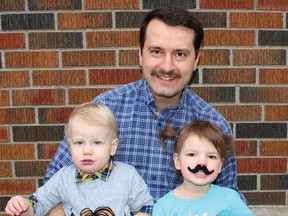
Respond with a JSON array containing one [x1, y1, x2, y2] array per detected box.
[[193, 48, 201, 69], [173, 153, 181, 170], [110, 138, 119, 156], [138, 45, 143, 67]]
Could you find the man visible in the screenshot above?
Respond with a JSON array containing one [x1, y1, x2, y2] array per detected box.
[[45, 7, 246, 214]]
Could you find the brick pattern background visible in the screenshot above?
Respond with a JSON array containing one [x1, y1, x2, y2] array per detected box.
[[0, 0, 287, 211]]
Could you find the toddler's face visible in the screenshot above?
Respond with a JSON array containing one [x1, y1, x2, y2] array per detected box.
[[173, 134, 223, 188], [68, 116, 118, 173]]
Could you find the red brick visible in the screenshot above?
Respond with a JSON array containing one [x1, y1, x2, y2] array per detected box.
[[265, 105, 288, 121], [0, 108, 35, 124], [85, 0, 139, 9], [33, 70, 85, 86], [0, 71, 29, 87], [235, 140, 257, 156], [0, 162, 12, 177], [0, 33, 25, 49], [200, 0, 253, 9], [204, 30, 255, 46], [86, 31, 139, 48], [237, 158, 287, 173], [215, 105, 261, 121], [0, 179, 36, 194], [119, 50, 139, 66], [257, 0, 288, 10], [230, 12, 283, 28], [260, 141, 288, 156], [68, 88, 111, 104], [0, 126, 9, 143], [58, 12, 112, 29], [39, 107, 74, 123], [199, 49, 229, 65], [13, 89, 65, 105], [62, 51, 116, 67], [89, 69, 142, 85], [37, 143, 59, 159], [0, 144, 35, 160], [5, 51, 59, 68], [0, 0, 25, 11], [260, 68, 288, 84], [0, 90, 9, 106]]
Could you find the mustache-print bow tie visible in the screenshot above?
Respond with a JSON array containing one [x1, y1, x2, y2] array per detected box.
[[75, 160, 113, 183]]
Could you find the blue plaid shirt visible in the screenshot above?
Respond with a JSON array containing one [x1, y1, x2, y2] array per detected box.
[[45, 79, 245, 203]]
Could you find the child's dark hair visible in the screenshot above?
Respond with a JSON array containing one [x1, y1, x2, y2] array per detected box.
[[159, 120, 234, 161]]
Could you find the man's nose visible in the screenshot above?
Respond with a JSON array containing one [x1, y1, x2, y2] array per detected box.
[[160, 55, 175, 72]]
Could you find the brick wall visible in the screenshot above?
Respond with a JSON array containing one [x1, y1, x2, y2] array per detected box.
[[0, 0, 287, 212]]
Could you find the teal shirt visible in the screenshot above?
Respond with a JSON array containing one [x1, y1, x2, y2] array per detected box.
[[153, 184, 255, 216]]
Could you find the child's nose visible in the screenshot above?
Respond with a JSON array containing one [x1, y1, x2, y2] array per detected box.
[[197, 156, 207, 166], [83, 144, 93, 154]]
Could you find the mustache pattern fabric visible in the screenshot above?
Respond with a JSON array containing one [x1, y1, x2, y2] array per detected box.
[[188, 164, 214, 175]]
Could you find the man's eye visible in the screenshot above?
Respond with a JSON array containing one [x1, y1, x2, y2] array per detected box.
[[151, 50, 161, 55], [175, 52, 187, 58]]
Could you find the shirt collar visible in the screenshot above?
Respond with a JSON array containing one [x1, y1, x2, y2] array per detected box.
[[75, 159, 113, 183], [143, 79, 155, 106]]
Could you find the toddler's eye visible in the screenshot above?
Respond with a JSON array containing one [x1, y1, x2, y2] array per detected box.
[[187, 153, 195, 157], [93, 141, 101, 145]]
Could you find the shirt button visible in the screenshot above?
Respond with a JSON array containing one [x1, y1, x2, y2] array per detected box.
[[154, 149, 158, 153], [152, 176, 157, 181]]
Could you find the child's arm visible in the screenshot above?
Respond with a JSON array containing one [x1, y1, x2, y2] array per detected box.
[[5, 196, 34, 216]]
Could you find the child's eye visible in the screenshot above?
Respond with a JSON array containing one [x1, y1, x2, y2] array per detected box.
[[187, 153, 195, 157], [93, 141, 101, 145], [208, 155, 217, 159], [75, 141, 83, 145]]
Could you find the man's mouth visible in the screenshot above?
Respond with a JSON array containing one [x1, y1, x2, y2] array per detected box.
[[153, 70, 180, 81], [157, 74, 176, 81]]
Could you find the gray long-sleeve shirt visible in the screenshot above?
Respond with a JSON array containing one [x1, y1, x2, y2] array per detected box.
[[32, 161, 153, 215]]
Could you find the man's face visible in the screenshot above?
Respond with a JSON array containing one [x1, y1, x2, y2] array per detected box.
[[139, 19, 200, 105]]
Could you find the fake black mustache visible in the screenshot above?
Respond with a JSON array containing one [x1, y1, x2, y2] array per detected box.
[[188, 164, 214, 175]]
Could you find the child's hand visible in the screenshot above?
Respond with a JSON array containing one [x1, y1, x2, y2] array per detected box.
[[5, 196, 29, 216]]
